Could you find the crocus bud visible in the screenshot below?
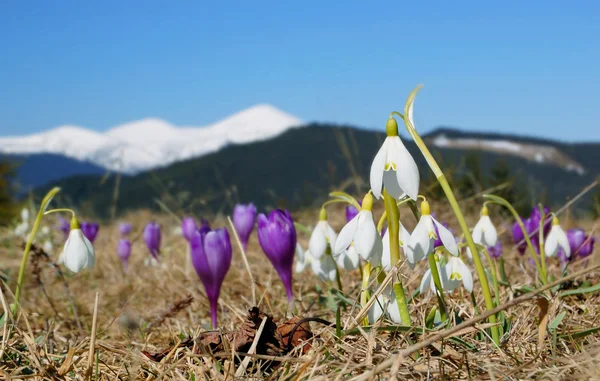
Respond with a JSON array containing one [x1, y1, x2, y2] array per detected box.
[[487, 241, 503, 259], [81, 222, 99, 243], [233, 203, 257, 250], [191, 227, 232, 329], [59, 216, 95, 273], [257, 209, 297, 302], [117, 239, 132, 272], [199, 219, 211, 236], [119, 223, 132, 236], [143, 222, 161, 259], [181, 217, 198, 242]]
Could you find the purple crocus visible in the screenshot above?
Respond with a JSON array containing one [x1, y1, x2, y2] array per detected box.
[[257, 209, 297, 302], [181, 217, 198, 242], [487, 241, 503, 259], [233, 203, 257, 250], [143, 222, 161, 259], [81, 222, 99, 243], [117, 239, 132, 272], [191, 227, 232, 329], [119, 223, 132, 236], [558, 228, 595, 262], [512, 217, 538, 254]]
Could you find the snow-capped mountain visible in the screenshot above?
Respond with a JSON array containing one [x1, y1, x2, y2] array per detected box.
[[0, 104, 303, 173]]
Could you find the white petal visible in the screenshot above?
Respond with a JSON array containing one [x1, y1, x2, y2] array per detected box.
[[336, 245, 360, 270], [400, 222, 411, 247], [325, 223, 338, 252], [444, 263, 461, 292], [368, 234, 383, 267], [472, 219, 484, 244], [545, 227, 559, 257], [458, 259, 473, 293], [63, 230, 90, 273], [312, 255, 337, 282], [407, 217, 432, 264], [369, 139, 389, 200], [382, 169, 405, 200], [390, 137, 420, 201], [555, 227, 571, 258], [419, 269, 432, 295], [386, 291, 402, 324], [334, 215, 359, 255], [433, 218, 458, 256], [368, 296, 385, 324], [478, 216, 498, 246], [354, 211, 377, 261], [309, 223, 327, 259]]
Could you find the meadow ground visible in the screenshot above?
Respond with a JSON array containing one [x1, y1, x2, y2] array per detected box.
[[1, 203, 599, 380]]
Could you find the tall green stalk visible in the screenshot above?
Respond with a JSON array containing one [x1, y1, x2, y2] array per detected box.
[[397, 85, 499, 344], [427, 253, 448, 322], [383, 189, 412, 326], [14, 187, 61, 306]]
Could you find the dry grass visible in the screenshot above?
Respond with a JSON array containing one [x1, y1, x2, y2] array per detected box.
[[1, 204, 599, 380]]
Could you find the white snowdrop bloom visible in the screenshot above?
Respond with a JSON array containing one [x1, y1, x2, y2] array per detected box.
[[21, 208, 30, 223], [370, 118, 420, 201], [545, 216, 570, 258], [295, 244, 312, 273], [419, 258, 447, 295], [335, 244, 360, 270], [472, 206, 498, 246], [60, 218, 95, 273], [308, 209, 337, 259], [406, 200, 458, 266], [386, 289, 404, 324], [444, 256, 473, 293], [334, 194, 383, 266], [310, 253, 338, 282], [382, 222, 411, 271], [41, 226, 51, 236], [144, 256, 159, 267]]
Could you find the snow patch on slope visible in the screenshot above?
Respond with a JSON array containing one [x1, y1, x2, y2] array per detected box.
[[0, 105, 303, 173]]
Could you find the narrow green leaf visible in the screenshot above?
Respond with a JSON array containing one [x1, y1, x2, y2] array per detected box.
[[328, 191, 361, 211], [548, 311, 566, 330], [559, 326, 600, 340], [559, 283, 600, 297]]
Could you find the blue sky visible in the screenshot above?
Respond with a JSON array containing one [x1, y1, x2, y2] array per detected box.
[[1, 1, 598, 141]]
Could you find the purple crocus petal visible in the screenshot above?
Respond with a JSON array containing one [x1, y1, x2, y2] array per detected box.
[[578, 235, 595, 258], [143, 222, 161, 259], [117, 239, 132, 272], [345, 201, 361, 223], [513, 217, 537, 255], [191, 228, 232, 329], [57, 216, 70, 240], [487, 241, 502, 259], [433, 222, 451, 249], [81, 222, 99, 243], [257, 209, 296, 302], [198, 220, 211, 236], [181, 217, 198, 242], [233, 203, 257, 250], [119, 222, 132, 236]]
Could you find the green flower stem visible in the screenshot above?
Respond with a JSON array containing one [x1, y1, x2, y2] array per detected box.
[[383, 189, 412, 326], [360, 261, 371, 326], [14, 187, 61, 307], [499, 257, 507, 283], [482, 247, 501, 308], [437, 176, 499, 344], [482, 195, 546, 284], [334, 258, 344, 292], [427, 253, 448, 322]]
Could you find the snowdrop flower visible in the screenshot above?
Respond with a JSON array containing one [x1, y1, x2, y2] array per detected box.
[[444, 256, 473, 293], [467, 205, 498, 259], [308, 208, 337, 259], [370, 117, 420, 200], [334, 193, 382, 266], [43, 240, 54, 254], [406, 200, 458, 266], [382, 222, 411, 271], [59, 217, 95, 273], [545, 216, 570, 258], [310, 252, 338, 282], [335, 244, 360, 270]]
